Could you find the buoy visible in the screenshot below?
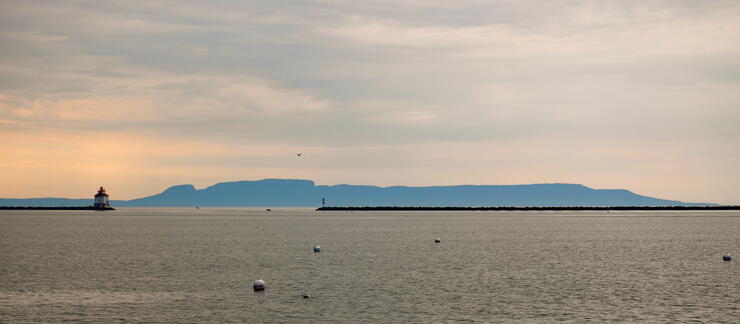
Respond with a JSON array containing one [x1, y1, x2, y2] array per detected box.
[[434, 238, 441, 243], [723, 253, 732, 261], [313, 245, 321, 253], [253, 279, 266, 291]]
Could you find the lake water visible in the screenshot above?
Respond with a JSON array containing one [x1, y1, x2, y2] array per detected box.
[[1, 208, 739, 323]]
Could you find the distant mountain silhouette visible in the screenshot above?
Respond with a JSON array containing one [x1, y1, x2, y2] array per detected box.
[[1, 179, 713, 207], [0, 198, 95, 207], [123, 179, 318, 206]]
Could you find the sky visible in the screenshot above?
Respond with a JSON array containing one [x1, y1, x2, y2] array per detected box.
[[1, 0, 739, 204]]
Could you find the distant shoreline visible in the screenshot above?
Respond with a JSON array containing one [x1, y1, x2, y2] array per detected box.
[[0, 206, 115, 210], [316, 206, 740, 211]]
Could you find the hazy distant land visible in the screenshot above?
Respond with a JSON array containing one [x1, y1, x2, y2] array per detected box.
[[0, 179, 718, 207]]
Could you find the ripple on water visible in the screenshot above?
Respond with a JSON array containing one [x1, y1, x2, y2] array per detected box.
[[1, 209, 739, 322]]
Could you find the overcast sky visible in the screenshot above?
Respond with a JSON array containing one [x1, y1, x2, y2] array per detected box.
[[1, 0, 738, 203]]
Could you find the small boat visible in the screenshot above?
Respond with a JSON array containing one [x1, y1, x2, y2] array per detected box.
[[434, 238, 441, 243], [723, 253, 732, 261], [313, 245, 321, 253]]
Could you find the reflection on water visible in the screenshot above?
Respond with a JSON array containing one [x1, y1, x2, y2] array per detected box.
[[1, 208, 739, 323]]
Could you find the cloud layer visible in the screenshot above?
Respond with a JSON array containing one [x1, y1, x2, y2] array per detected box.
[[1, 0, 739, 203]]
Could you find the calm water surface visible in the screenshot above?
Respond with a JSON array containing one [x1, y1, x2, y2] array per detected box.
[[1, 208, 739, 323]]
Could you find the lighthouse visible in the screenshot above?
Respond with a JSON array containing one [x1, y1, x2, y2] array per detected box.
[[93, 187, 111, 209]]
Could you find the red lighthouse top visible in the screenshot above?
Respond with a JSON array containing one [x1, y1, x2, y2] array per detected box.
[[95, 186, 109, 197]]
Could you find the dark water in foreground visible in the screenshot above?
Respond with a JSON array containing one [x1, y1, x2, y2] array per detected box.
[[1, 208, 738, 323]]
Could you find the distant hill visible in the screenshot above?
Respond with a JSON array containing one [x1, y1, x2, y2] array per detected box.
[[1, 179, 714, 207], [0, 198, 97, 207]]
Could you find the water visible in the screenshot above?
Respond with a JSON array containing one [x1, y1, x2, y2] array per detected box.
[[1, 208, 739, 323]]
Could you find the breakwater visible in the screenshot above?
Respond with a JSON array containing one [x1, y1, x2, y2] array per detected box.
[[0, 206, 115, 210], [317, 206, 740, 211]]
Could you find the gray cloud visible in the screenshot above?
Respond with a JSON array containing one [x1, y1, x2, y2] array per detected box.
[[1, 0, 739, 203]]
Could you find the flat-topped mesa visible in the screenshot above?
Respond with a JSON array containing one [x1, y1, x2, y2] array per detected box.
[[1, 180, 718, 207]]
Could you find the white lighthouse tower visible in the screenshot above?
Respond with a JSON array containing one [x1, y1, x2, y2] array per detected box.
[[94, 187, 110, 209]]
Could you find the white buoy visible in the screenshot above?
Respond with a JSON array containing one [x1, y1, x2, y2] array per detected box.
[[313, 245, 321, 253], [434, 238, 441, 243], [723, 253, 732, 261], [253, 279, 266, 291]]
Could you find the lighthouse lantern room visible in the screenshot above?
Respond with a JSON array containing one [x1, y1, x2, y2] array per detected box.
[[94, 186, 110, 209]]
